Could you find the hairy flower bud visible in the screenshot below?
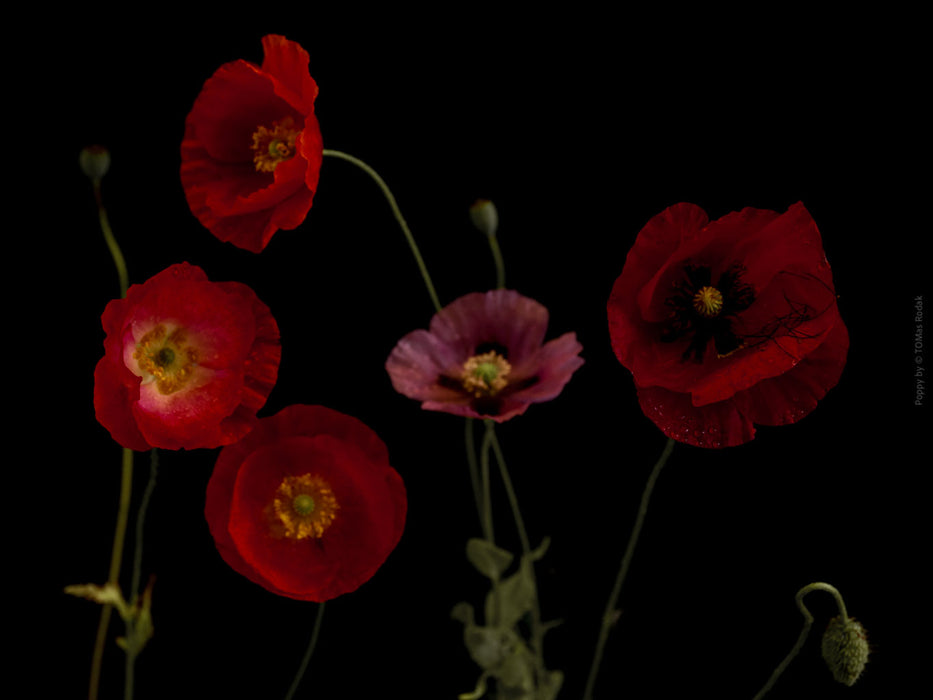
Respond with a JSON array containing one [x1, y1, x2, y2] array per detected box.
[[470, 199, 499, 237], [821, 615, 869, 686]]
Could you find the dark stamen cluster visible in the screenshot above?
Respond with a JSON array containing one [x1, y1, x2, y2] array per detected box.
[[662, 263, 755, 361]]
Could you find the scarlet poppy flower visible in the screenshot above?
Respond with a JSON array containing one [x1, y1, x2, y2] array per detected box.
[[607, 202, 848, 448], [180, 34, 324, 253], [94, 263, 281, 451], [205, 405, 407, 602], [386, 289, 584, 422]]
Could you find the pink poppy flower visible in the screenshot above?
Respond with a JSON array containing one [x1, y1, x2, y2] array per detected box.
[[386, 290, 584, 422]]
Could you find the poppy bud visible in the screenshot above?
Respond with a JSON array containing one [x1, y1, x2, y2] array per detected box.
[[821, 615, 869, 686], [470, 199, 499, 237], [80, 145, 111, 180]]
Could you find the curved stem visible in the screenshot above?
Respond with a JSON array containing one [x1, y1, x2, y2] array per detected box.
[[89, 447, 134, 700], [751, 582, 849, 700], [284, 603, 326, 700], [93, 178, 128, 298], [322, 149, 442, 313], [486, 232, 505, 289], [582, 437, 676, 700]]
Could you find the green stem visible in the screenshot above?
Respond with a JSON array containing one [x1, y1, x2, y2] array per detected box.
[[130, 449, 159, 607], [479, 424, 495, 544], [582, 437, 676, 700], [284, 603, 326, 700], [93, 178, 128, 298], [89, 447, 134, 700], [751, 582, 849, 700], [322, 149, 442, 313], [121, 449, 159, 700], [487, 232, 505, 289], [465, 418, 484, 534], [486, 422, 545, 680], [87, 168, 132, 700]]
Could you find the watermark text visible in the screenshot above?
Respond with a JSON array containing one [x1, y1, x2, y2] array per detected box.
[[915, 295, 925, 406]]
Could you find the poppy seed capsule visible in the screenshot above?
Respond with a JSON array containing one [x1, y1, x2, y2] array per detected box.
[[821, 615, 869, 686]]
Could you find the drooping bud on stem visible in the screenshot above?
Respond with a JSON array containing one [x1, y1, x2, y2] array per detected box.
[[751, 581, 868, 700], [821, 615, 870, 686]]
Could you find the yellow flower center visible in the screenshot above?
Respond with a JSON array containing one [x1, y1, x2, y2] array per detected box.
[[133, 325, 199, 395], [272, 474, 339, 540], [461, 351, 511, 397], [250, 117, 300, 173], [693, 286, 724, 317]]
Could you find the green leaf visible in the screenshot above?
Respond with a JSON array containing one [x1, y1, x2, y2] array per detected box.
[[463, 625, 521, 671], [485, 564, 535, 630], [467, 538, 514, 580], [496, 644, 535, 692]]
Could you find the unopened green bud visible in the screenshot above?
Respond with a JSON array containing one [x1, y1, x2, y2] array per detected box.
[[469, 199, 498, 237], [80, 145, 111, 180], [821, 615, 869, 686]]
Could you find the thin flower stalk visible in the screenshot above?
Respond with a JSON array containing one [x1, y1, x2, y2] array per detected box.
[[583, 437, 676, 700], [486, 421, 546, 681], [83, 157, 132, 700], [284, 603, 326, 700], [323, 148, 442, 313]]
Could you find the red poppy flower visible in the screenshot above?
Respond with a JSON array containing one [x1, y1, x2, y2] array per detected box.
[[94, 263, 281, 451], [386, 289, 584, 422], [204, 405, 407, 602], [607, 202, 848, 448], [180, 34, 324, 253]]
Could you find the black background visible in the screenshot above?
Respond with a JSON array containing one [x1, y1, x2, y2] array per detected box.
[[36, 9, 925, 699]]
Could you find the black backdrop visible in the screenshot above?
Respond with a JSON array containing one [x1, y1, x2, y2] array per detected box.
[[40, 11, 925, 700]]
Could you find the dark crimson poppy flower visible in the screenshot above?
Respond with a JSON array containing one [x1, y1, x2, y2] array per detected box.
[[386, 289, 584, 422], [180, 34, 324, 253], [608, 202, 848, 448], [94, 263, 281, 450], [205, 405, 407, 602]]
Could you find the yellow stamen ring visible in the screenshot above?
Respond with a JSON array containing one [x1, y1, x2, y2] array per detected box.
[[693, 286, 724, 317], [250, 117, 300, 173], [461, 351, 511, 397], [133, 324, 199, 395], [272, 474, 339, 540]]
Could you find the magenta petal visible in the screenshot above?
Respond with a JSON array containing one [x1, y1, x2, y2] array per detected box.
[[386, 289, 583, 421], [385, 329, 465, 402], [511, 332, 585, 401], [430, 290, 549, 364]]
